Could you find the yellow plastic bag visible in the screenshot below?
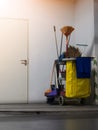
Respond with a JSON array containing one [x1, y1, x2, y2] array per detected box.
[[66, 61, 91, 98]]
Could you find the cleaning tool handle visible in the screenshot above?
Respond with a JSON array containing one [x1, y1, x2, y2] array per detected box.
[[53, 26, 59, 59], [53, 26, 56, 32]]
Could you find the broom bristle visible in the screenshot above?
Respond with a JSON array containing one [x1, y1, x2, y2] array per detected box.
[[61, 26, 74, 36]]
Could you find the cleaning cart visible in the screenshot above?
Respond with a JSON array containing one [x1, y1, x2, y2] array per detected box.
[[44, 26, 92, 105]]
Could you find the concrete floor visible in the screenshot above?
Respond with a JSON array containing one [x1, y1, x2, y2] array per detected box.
[[0, 110, 98, 130], [0, 103, 98, 117], [0, 116, 98, 130], [0, 103, 97, 112], [0, 103, 98, 130], [0, 103, 98, 112]]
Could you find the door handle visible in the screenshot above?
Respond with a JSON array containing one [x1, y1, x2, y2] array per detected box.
[[20, 60, 28, 66]]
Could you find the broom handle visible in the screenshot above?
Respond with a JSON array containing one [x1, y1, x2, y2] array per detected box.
[[53, 26, 59, 59], [60, 33, 63, 56], [50, 62, 55, 86], [66, 36, 69, 57]]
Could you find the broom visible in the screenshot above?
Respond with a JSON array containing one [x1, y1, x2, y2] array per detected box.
[[60, 26, 74, 57]]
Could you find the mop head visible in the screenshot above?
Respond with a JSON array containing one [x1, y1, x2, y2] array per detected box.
[[61, 26, 74, 36]]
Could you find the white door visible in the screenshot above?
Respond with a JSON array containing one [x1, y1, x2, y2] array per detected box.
[[0, 18, 28, 103]]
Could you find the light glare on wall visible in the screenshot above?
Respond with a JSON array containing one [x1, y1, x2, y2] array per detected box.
[[0, 0, 9, 9]]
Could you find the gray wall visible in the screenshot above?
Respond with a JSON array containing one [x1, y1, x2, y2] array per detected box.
[[0, 0, 95, 103], [0, 0, 75, 102], [94, 0, 98, 56], [74, 0, 94, 56]]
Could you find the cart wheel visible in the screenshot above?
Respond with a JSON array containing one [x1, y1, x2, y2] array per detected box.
[[59, 96, 65, 105], [80, 97, 90, 105], [47, 97, 54, 105]]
